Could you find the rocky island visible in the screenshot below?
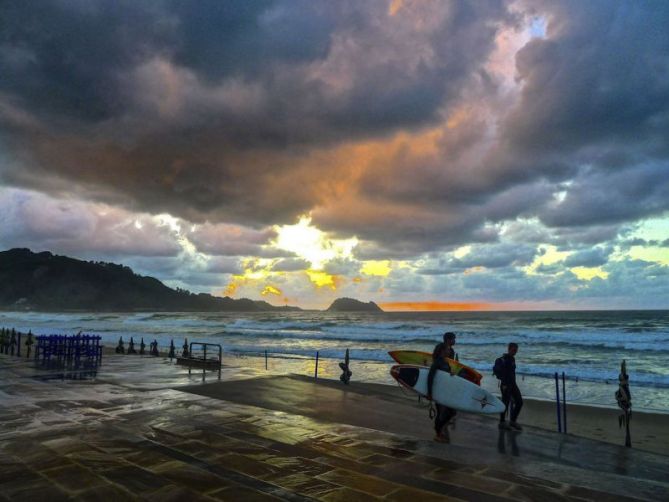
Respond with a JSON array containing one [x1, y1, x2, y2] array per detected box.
[[326, 297, 383, 312]]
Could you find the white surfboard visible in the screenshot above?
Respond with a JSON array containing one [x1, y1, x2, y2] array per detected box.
[[391, 364, 504, 414]]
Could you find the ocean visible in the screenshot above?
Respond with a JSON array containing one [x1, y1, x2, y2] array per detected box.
[[2, 310, 668, 412]]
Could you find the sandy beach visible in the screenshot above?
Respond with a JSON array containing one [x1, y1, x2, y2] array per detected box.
[[509, 398, 669, 456]]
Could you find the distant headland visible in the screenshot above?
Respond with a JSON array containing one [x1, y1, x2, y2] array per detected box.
[[0, 248, 382, 313]]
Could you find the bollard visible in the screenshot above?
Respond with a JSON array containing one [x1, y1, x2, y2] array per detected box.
[[25, 331, 34, 358], [10, 329, 17, 356], [554, 372, 562, 433], [314, 351, 319, 379], [115, 336, 125, 354], [139, 338, 146, 355], [339, 348, 352, 384], [182, 338, 189, 358], [127, 337, 137, 354], [203, 344, 207, 382], [168, 339, 175, 360], [562, 372, 567, 434], [615, 360, 632, 448]]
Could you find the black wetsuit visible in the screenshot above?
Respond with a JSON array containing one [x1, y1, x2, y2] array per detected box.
[[428, 346, 457, 434], [498, 353, 523, 423]]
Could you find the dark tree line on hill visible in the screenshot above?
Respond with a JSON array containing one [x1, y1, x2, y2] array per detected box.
[[0, 248, 299, 312]]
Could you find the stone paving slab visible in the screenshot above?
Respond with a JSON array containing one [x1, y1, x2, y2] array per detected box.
[[1, 354, 669, 501]]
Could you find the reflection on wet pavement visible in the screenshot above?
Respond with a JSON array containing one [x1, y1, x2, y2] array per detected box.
[[0, 353, 668, 501]]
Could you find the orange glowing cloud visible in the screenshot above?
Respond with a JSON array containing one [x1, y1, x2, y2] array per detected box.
[[380, 301, 493, 311]]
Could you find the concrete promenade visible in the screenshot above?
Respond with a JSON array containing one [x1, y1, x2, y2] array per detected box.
[[1, 353, 668, 501]]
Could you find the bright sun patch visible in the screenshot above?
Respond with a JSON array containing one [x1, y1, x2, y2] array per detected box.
[[453, 245, 472, 259], [273, 216, 358, 270], [273, 216, 358, 288], [223, 258, 275, 296], [570, 266, 609, 281], [306, 270, 340, 289], [627, 246, 669, 266], [524, 245, 571, 275], [360, 260, 391, 277]]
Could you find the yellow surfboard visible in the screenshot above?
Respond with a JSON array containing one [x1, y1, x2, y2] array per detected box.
[[388, 350, 482, 385]]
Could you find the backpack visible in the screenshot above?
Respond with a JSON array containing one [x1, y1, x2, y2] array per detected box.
[[493, 356, 505, 380]]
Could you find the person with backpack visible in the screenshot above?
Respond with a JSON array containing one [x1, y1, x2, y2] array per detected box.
[[493, 342, 523, 431]]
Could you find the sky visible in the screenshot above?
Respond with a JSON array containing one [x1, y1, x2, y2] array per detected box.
[[1, 0, 668, 310]]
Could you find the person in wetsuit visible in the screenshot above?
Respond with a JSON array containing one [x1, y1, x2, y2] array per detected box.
[[496, 342, 523, 431], [441, 332, 458, 424], [427, 342, 456, 442], [443, 331, 458, 361]]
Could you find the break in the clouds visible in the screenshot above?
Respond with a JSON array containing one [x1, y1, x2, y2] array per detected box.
[[1, 0, 668, 309]]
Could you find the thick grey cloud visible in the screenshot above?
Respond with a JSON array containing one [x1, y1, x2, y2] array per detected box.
[[563, 247, 611, 267], [0, 188, 181, 257], [487, 0, 669, 233], [417, 242, 537, 275], [539, 164, 669, 228], [507, 1, 669, 156], [271, 258, 311, 273], [0, 0, 511, 231], [187, 223, 274, 256]]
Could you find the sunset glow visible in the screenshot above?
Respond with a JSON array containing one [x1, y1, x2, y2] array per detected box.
[[380, 302, 494, 312]]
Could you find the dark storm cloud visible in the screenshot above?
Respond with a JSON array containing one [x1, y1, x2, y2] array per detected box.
[[169, 0, 334, 79], [0, 0, 172, 121], [311, 0, 669, 251], [0, 0, 510, 230], [489, 0, 669, 230], [506, 0, 669, 155], [1, 0, 668, 259]]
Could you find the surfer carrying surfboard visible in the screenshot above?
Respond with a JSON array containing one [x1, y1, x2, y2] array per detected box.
[[443, 331, 458, 360], [427, 335, 457, 443], [494, 342, 523, 431]]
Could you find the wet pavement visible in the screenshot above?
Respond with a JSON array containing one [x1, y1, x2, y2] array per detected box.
[[1, 353, 668, 501]]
